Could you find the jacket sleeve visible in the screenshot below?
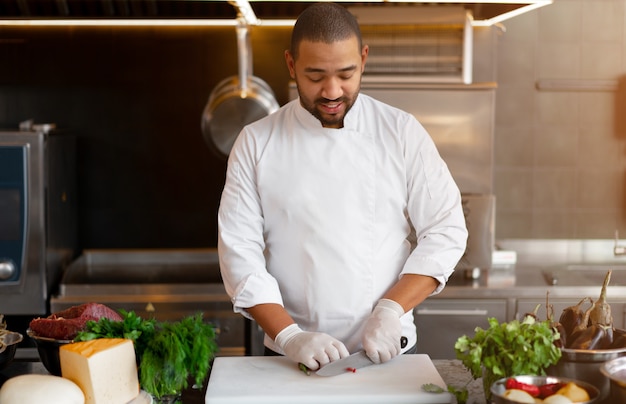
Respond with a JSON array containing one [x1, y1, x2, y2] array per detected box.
[[217, 127, 284, 319], [400, 115, 468, 294]]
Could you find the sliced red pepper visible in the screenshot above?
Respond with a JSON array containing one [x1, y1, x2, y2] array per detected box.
[[538, 382, 564, 399], [505, 378, 540, 397]]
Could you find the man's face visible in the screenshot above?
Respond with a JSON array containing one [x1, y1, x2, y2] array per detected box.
[[285, 36, 368, 129]]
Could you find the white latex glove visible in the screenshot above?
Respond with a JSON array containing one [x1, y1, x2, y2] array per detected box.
[[362, 298, 404, 364], [274, 324, 350, 370]]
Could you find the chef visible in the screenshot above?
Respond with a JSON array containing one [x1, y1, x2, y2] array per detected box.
[[217, 2, 468, 371]]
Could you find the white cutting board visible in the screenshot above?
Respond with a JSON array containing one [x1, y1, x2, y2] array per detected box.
[[205, 354, 453, 404]]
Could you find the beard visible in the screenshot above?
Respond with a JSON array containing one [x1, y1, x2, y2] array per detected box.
[[295, 82, 360, 128]]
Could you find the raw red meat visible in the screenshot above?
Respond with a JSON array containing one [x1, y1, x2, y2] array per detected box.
[[29, 303, 122, 340]]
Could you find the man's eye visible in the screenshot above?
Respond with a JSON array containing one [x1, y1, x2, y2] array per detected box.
[[308, 76, 323, 83]]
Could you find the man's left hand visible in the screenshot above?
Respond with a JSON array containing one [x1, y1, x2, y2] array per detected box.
[[362, 299, 404, 363]]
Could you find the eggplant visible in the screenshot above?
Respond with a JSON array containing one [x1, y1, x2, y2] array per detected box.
[[611, 328, 626, 349], [568, 323, 613, 350], [546, 292, 566, 348], [588, 270, 613, 327], [559, 297, 593, 342]]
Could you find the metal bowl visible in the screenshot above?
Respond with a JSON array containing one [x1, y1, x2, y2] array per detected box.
[[491, 375, 600, 404], [547, 346, 626, 402], [600, 356, 626, 403], [0, 331, 23, 370], [26, 328, 74, 376]]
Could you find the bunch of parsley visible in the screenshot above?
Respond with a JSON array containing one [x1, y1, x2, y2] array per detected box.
[[454, 314, 561, 398], [76, 310, 157, 364]]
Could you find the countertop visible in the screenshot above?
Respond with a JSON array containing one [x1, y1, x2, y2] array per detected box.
[[436, 239, 626, 297], [5, 239, 626, 403], [0, 354, 485, 404]]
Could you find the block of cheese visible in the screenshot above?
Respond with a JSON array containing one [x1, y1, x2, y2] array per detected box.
[[0, 374, 85, 404], [60, 338, 140, 404]]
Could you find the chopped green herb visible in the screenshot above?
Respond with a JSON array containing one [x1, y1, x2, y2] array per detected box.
[[421, 383, 445, 393], [448, 384, 469, 404], [298, 362, 311, 376]]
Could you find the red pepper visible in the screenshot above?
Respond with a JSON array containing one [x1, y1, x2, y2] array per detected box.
[[538, 383, 564, 399], [505, 378, 540, 397]]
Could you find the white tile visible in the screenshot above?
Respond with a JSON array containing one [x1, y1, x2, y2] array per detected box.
[[536, 92, 580, 125], [534, 124, 579, 167], [494, 125, 535, 167], [538, 0, 583, 42], [578, 92, 616, 125], [578, 168, 625, 209], [532, 211, 578, 238], [579, 124, 622, 167], [496, 40, 536, 85], [532, 168, 579, 209], [494, 168, 534, 210], [580, 42, 625, 78], [496, 87, 537, 125], [537, 42, 581, 79], [582, 0, 624, 41]]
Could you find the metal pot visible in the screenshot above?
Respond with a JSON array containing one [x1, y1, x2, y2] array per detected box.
[[201, 19, 279, 159], [547, 347, 626, 403], [600, 356, 626, 403]]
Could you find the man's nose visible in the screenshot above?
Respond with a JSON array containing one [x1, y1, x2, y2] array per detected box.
[[321, 77, 343, 100]]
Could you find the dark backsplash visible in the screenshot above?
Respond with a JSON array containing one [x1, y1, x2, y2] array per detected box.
[[0, 25, 292, 249]]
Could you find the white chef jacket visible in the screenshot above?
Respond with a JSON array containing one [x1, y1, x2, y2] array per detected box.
[[218, 94, 468, 354]]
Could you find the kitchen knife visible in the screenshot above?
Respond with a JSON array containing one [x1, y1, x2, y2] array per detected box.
[[316, 336, 408, 377], [315, 350, 373, 377]]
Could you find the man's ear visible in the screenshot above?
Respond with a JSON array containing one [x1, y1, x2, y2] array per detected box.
[[361, 44, 369, 73], [285, 50, 296, 79]]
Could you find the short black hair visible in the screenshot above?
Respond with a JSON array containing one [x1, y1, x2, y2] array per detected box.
[[290, 2, 363, 60]]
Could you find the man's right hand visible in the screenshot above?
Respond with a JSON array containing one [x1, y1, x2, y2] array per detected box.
[[274, 324, 349, 370]]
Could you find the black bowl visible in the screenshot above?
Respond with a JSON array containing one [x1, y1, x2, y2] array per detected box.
[[0, 331, 23, 370], [26, 329, 74, 376]]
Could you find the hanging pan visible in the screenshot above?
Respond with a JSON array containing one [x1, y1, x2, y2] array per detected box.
[[201, 19, 279, 159]]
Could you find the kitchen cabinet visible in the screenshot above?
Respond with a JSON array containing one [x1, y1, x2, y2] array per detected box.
[[414, 298, 508, 359]]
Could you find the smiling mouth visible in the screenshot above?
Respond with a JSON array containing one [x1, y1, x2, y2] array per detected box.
[[319, 101, 343, 115]]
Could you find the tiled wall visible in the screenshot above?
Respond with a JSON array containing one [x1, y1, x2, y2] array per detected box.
[[494, 0, 626, 239]]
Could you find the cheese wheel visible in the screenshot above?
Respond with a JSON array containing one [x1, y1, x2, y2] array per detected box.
[[0, 374, 85, 404], [60, 338, 140, 404]]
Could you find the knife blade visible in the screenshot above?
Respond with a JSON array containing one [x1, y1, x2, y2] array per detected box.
[[315, 336, 409, 377], [315, 350, 374, 377]]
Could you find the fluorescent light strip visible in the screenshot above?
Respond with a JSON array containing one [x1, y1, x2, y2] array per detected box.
[[249, 0, 550, 3], [0, 18, 299, 27], [471, 1, 551, 26], [0, 0, 552, 27]]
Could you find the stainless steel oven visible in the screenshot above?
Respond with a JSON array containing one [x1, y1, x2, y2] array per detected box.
[[0, 127, 76, 315]]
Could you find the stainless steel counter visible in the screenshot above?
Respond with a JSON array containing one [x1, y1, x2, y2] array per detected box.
[[433, 239, 626, 316]]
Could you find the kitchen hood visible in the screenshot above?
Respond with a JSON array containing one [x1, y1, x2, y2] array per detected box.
[[0, 1, 553, 27]]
